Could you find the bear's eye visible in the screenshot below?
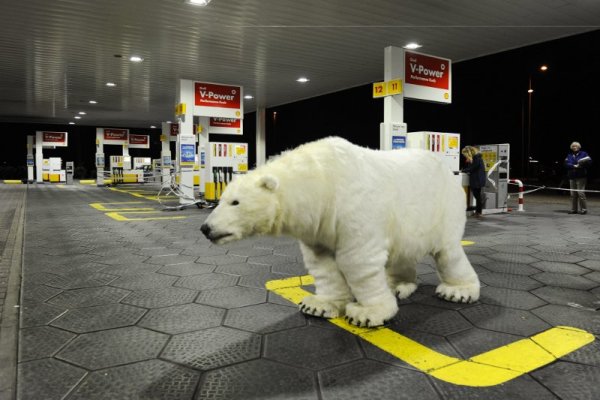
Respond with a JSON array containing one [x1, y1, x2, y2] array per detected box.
[[231, 200, 239, 206]]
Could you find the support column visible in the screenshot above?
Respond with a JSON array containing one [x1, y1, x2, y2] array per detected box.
[[26, 136, 34, 183], [160, 123, 173, 188], [35, 131, 43, 183], [95, 128, 105, 186], [256, 107, 266, 167], [177, 79, 196, 204], [197, 116, 210, 193], [380, 46, 407, 150]]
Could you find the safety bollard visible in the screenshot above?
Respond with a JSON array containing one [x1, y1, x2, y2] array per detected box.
[[509, 179, 524, 211]]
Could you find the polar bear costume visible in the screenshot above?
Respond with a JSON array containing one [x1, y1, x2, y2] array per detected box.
[[201, 137, 480, 327]]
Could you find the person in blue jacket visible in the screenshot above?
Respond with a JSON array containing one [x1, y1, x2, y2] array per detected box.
[[565, 141, 592, 214], [461, 146, 487, 218]]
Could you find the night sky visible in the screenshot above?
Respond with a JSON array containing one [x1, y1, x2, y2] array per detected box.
[[1, 30, 599, 183]]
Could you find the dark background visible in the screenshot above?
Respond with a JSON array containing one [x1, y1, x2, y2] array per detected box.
[[2, 30, 598, 185]]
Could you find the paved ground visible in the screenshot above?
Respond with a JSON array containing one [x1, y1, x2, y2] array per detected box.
[[5, 184, 600, 399]]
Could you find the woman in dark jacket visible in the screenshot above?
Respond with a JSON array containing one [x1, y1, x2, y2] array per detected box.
[[461, 146, 487, 218]]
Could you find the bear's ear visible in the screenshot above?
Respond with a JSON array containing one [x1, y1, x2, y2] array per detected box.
[[258, 175, 279, 191]]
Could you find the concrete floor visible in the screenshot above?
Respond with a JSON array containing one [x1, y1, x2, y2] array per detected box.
[[1, 183, 599, 399]]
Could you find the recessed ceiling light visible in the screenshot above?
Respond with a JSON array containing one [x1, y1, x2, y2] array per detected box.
[[129, 55, 143, 62], [244, 95, 254, 100], [187, 0, 211, 6], [106, 82, 116, 87], [89, 100, 97, 104], [150, 125, 157, 128], [74, 116, 81, 119], [69, 122, 75, 125], [528, 89, 534, 93], [79, 111, 86, 115], [166, 121, 172, 123], [296, 77, 310, 83], [404, 43, 422, 50], [540, 65, 548, 71]]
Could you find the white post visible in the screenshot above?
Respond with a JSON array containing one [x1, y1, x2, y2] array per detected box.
[[256, 107, 266, 167], [35, 131, 43, 183], [197, 116, 210, 193], [95, 128, 105, 186], [177, 79, 196, 204], [160, 123, 172, 188], [380, 46, 407, 150], [27, 135, 34, 183]]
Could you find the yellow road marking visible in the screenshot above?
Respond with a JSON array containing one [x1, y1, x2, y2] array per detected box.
[[90, 202, 155, 212], [105, 211, 187, 221], [3, 180, 23, 184], [265, 275, 594, 387], [79, 179, 95, 184], [461, 240, 475, 246]]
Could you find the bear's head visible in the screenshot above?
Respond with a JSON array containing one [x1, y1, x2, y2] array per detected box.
[[200, 173, 281, 244]]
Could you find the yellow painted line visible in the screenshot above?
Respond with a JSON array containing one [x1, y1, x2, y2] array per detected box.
[[265, 275, 594, 387], [105, 211, 186, 221], [89, 202, 155, 212], [3, 180, 23, 184], [461, 240, 475, 246], [79, 179, 95, 184]]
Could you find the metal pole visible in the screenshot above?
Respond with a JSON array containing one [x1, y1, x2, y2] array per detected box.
[[527, 75, 532, 178]]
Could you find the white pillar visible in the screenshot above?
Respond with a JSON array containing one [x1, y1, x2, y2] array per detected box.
[[95, 128, 105, 186], [27, 135, 34, 183], [160, 123, 172, 188], [177, 79, 196, 204], [380, 46, 407, 150], [35, 131, 43, 183], [197, 116, 210, 193], [256, 107, 266, 167]]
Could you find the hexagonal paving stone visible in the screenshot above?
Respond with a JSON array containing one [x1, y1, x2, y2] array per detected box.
[[161, 326, 261, 370], [531, 252, 586, 263], [530, 244, 577, 254], [180, 246, 228, 257], [486, 253, 540, 264], [21, 284, 62, 303], [215, 262, 271, 276], [238, 272, 294, 289], [532, 272, 598, 290], [138, 303, 225, 334], [531, 260, 591, 275], [133, 246, 183, 257], [478, 261, 541, 276], [121, 287, 198, 308], [560, 332, 600, 367], [195, 286, 267, 308], [578, 259, 600, 272], [56, 326, 169, 370], [68, 360, 200, 400], [573, 250, 600, 261], [97, 253, 148, 265], [144, 254, 198, 265], [432, 373, 557, 399], [197, 359, 317, 400], [110, 272, 178, 290], [47, 286, 131, 308], [479, 272, 543, 290], [388, 304, 473, 336], [157, 262, 215, 276], [531, 361, 600, 400], [98, 262, 162, 275], [20, 302, 67, 328], [18, 358, 87, 400], [227, 246, 273, 257], [225, 303, 307, 333], [585, 271, 600, 283], [489, 244, 538, 254], [175, 272, 239, 291], [533, 304, 600, 334], [272, 262, 307, 275], [248, 254, 297, 266], [447, 327, 524, 358], [319, 359, 439, 400], [195, 254, 247, 266], [51, 304, 146, 333], [19, 326, 76, 362], [479, 286, 547, 310], [460, 304, 551, 336], [264, 326, 362, 370]]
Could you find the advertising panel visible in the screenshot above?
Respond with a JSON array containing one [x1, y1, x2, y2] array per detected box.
[[42, 131, 68, 147], [194, 82, 243, 118], [209, 117, 242, 135], [180, 144, 196, 167], [103, 128, 129, 145], [404, 51, 452, 104], [128, 134, 150, 149]]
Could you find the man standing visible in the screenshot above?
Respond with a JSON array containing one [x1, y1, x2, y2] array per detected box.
[[565, 142, 592, 214]]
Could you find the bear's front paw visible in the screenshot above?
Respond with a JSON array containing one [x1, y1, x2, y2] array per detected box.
[[394, 282, 418, 299], [344, 300, 398, 328], [299, 295, 347, 318], [435, 282, 480, 303]]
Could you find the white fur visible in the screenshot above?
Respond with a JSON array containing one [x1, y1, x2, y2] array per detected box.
[[203, 137, 480, 327]]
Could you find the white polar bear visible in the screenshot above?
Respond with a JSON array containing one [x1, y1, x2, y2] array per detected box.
[[201, 137, 480, 327]]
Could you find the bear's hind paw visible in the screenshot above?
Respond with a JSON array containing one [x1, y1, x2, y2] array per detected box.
[[394, 282, 418, 299], [299, 295, 346, 319]]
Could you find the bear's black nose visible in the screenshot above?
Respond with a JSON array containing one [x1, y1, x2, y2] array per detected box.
[[200, 223, 211, 238]]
